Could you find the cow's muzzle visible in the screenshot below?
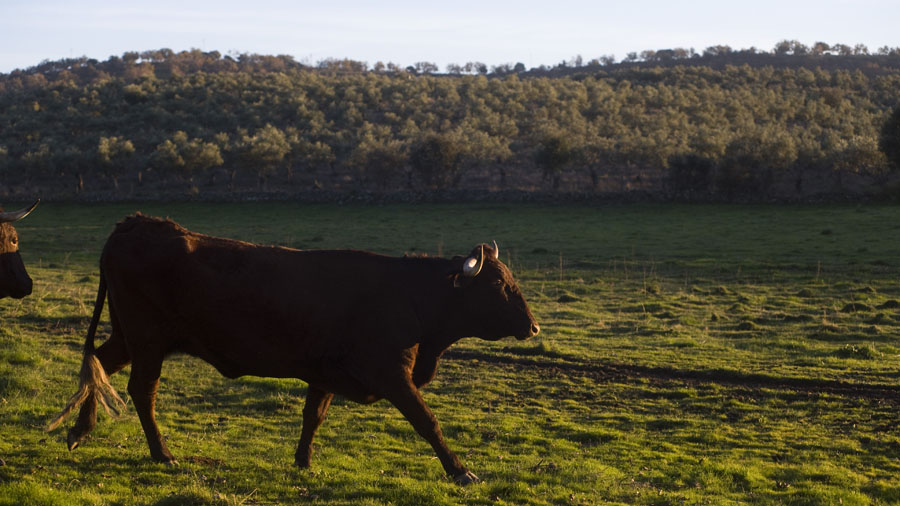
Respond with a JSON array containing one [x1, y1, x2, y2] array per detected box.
[[517, 322, 540, 340], [15, 276, 33, 298], [1, 252, 33, 299], [6, 272, 33, 299]]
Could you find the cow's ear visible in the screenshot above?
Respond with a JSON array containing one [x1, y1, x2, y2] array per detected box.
[[448, 256, 474, 288]]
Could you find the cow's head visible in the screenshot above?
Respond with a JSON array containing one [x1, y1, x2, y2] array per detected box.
[[0, 200, 39, 299], [451, 242, 540, 341]]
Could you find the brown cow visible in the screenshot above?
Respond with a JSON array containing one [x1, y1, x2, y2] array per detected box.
[[49, 214, 539, 484], [0, 200, 39, 299]]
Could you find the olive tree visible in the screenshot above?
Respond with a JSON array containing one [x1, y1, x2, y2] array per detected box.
[[150, 131, 223, 187], [97, 136, 135, 191], [239, 124, 290, 190], [534, 133, 573, 190], [879, 104, 900, 172], [409, 133, 463, 189]]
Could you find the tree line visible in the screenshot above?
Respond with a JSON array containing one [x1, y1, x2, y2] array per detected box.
[[2, 44, 900, 200]]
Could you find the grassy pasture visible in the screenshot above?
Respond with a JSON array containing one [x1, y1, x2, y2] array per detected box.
[[1, 201, 899, 505]]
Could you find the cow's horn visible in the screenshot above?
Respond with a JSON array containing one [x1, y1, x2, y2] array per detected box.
[[462, 245, 485, 277], [0, 199, 39, 223], [491, 240, 499, 260]]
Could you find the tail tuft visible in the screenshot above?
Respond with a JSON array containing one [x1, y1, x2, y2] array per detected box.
[[46, 353, 126, 432]]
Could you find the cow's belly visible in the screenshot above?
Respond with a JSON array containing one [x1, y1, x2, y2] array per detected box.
[[175, 336, 383, 404]]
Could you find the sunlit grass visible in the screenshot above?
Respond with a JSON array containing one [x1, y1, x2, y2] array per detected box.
[[1, 201, 899, 504]]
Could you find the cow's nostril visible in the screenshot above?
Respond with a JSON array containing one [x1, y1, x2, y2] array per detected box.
[[531, 323, 540, 336]]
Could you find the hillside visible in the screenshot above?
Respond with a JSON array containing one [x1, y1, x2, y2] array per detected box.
[[2, 47, 900, 201]]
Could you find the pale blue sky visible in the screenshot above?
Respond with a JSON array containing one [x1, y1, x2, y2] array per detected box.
[[1, 0, 897, 73]]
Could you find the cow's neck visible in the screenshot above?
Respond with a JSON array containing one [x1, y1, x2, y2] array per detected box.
[[400, 256, 470, 350], [397, 256, 481, 389]]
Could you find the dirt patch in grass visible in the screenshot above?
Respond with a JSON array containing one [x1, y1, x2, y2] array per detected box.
[[445, 349, 900, 404], [841, 302, 874, 313], [182, 455, 227, 466], [877, 300, 900, 310]]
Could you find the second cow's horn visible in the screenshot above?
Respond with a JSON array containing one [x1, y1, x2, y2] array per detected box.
[[0, 199, 39, 223]]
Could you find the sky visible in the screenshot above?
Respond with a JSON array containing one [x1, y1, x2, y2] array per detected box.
[[1, 0, 898, 73]]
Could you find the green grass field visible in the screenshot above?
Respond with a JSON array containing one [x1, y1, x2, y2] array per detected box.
[[1, 201, 899, 505]]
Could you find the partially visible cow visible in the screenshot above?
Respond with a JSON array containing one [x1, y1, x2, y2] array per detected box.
[[0, 200, 39, 299], [49, 214, 539, 484]]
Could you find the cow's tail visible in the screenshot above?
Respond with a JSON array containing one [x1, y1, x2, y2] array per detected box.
[[46, 274, 126, 432]]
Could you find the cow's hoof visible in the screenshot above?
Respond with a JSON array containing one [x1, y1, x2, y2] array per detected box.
[[66, 430, 83, 451], [153, 455, 178, 466], [453, 471, 481, 485]]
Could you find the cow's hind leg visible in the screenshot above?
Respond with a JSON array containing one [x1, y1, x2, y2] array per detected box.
[[128, 356, 176, 464], [294, 385, 334, 468], [67, 333, 131, 450]]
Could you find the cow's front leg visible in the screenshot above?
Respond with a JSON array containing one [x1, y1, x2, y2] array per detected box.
[[385, 379, 479, 485], [295, 385, 334, 468]]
